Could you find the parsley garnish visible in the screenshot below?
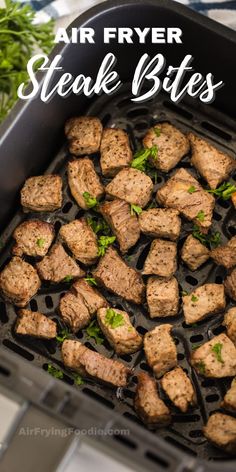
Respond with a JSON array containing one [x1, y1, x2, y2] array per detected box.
[[131, 146, 158, 172], [86, 320, 104, 345], [196, 210, 205, 222], [47, 364, 63, 379], [87, 217, 110, 235], [98, 235, 116, 257], [207, 182, 236, 200], [153, 127, 161, 137], [196, 361, 206, 375], [73, 374, 84, 386], [85, 276, 97, 286], [56, 328, 70, 343], [192, 225, 221, 249], [37, 238, 45, 248], [130, 204, 142, 216], [188, 185, 197, 194], [64, 275, 73, 283], [212, 342, 224, 363], [191, 295, 199, 302], [83, 192, 98, 209], [105, 308, 125, 329]]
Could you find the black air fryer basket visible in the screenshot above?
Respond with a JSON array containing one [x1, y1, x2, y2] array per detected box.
[[0, 1, 236, 471]]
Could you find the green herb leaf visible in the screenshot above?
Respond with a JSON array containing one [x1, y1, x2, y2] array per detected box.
[[207, 182, 236, 200], [181, 290, 189, 297], [73, 374, 84, 386], [86, 320, 104, 345], [47, 364, 63, 379], [192, 225, 221, 249], [212, 342, 224, 363], [131, 146, 158, 172], [83, 192, 98, 209], [196, 361, 206, 375], [196, 210, 205, 222], [36, 238, 45, 248], [63, 275, 73, 283], [87, 217, 110, 235], [85, 276, 97, 286], [130, 204, 142, 216], [191, 295, 199, 302], [153, 127, 161, 137], [188, 185, 197, 194], [105, 308, 125, 329], [98, 235, 116, 257], [56, 328, 70, 343]]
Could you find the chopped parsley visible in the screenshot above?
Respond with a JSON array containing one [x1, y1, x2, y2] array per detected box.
[[130, 204, 142, 216], [196, 210, 205, 222], [130, 146, 158, 172], [98, 235, 116, 257], [188, 185, 197, 194], [105, 308, 125, 329], [87, 216, 110, 235], [73, 374, 84, 386], [47, 364, 63, 379], [83, 192, 98, 209], [56, 327, 70, 343], [191, 295, 199, 302], [63, 275, 73, 283], [212, 342, 224, 364], [153, 127, 161, 137], [86, 320, 104, 345], [196, 361, 206, 375], [192, 225, 221, 249], [37, 238, 45, 248], [207, 182, 236, 200], [85, 276, 97, 286]]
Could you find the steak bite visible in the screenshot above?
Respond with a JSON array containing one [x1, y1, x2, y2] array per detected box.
[[146, 276, 179, 318], [181, 235, 210, 271], [211, 236, 236, 269], [36, 243, 84, 283], [183, 283, 226, 325], [15, 309, 56, 339], [134, 372, 171, 427], [143, 122, 190, 172], [105, 168, 153, 208], [142, 239, 177, 277], [224, 268, 236, 301], [161, 366, 197, 413], [21, 175, 62, 212], [67, 158, 104, 210], [222, 378, 236, 412], [139, 208, 181, 241], [203, 413, 236, 454], [189, 133, 236, 189], [72, 279, 108, 315], [93, 246, 145, 304], [0, 257, 41, 307], [191, 333, 236, 378], [12, 220, 55, 257], [223, 307, 236, 345], [97, 307, 142, 355], [59, 292, 90, 332], [62, 339, 130, 387], [232, 192, 236, 208], [100, 128, 132, 177], [65, 116, 102, 156], [100, 199, 140, 253], [156, 168, 215, 232], [59, 219, 98, 265], [144, 324, 177, 378]]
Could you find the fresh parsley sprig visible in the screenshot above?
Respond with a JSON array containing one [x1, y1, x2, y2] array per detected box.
[[105, 308, 125, 329], [131, 146, 158, 172], [87, 216, 110, 235], [207, 182, 236, 200], [130, 204, 142, 216], [83, 192, 99, 209], [86, 320, 104, 345], [212, 342, 224, 363], [97, 235, 116, 257], [85, 276, 97, 286], [47, 364, 64, 379], [192, 225, 221, 249], [56, 327, 70, 343]]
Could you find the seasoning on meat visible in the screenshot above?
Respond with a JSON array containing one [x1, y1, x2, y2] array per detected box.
[[142, 239, 177, 277], [65, 116, 102, 156], [144, 324, 177, 378], [134, 372, 171, 427], [156, 168, 215, 232], [93, 246, 145, 304], [0, 257, 41, 307], [21, 175, 62, 212], [61, 339, 130, 387], [161, 366, 197, 412], [191, 333, 236, 378], [100, 199, 140, 253], [15, 309, 57, 339], [222, 378, 236, 412], [181, 234, 210, 271], [72, 279, 108, 315], [12, 220, 55, 257], [188, 133, 236, 189], [146, 276, 179, 318], [203, 413, 236, 454], [223, 307, 236, 345], [36, 243, 84, 283], [143, 122, 190, 172], [105, 167, 153, 208], [182, 283, 226, 325], [224, 268, 236, 301], [139, 208, 181, 241], [59, 219, 98, 265], [67, 158, 104, 210], [100, 128, 132, 177], [211, 236, 236, 269]]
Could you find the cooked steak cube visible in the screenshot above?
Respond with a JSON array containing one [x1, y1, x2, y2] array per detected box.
[[36, 243, 84, 283], [143, 122, 190, 172], [100, 128, 132, 177], [93, 246, 145, 304], [144, 324, 177, 378], [62, 339, 130, 387], [59, 292, 90, 332], [106, 168, 153, 208], [100, 199, 140, 253], [65, 116, 102, 156], [21, 175, 62, 212], [139, 208, 181, 241], [134, 372, 171, 427], [189, 133, 236, 189], [59, 219, 98, 265], [146, 276, 179, 318], [0, 257, 41, 307], [211, 236, 236, 269], [223, 307, 236, 345], [181, 235, 210, 271], [72, 279, 108, 315], [142, 239, 177, 277], [191, 333, 236, 378], [97, 307, 142, 355], [156, 168, 215, 232], [183, 283, 226, 325], [15, 309, 56, 339], [203, 413, 236, 454], [232, 192, 236, 208], [67, 158, 104, 210], [161, 366, 196, 413], [224, 268, 236, 301], [222, 378, 236, 412], [12, 220, 55, 257]]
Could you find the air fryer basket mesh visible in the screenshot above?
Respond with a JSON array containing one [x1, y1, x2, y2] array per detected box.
[[0, 89, 236, 461]]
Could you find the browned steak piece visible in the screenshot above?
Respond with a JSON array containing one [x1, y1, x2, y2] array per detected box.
[[161, 366, 197, 413], [100, 128, 132, 177], [65, 116, 102, 155], [224, 268, 236, 301], [183, 283, 226, 325], [12, 220, 55, 257], [223, 308, 236, 345], [59, 219, 98, 265], [15, 309, 57, 339], [211, 236, 236, 269], [181, 235, 210, 271], [59, 292, 90, 332], [144, 324, 177, 378], [189, 133, 236, 189], [67, 158, 104, 209], [105, 168, 153, 208], [156, 168, 215, 232], [203, 413, 236, 454], [146, 276, 179, 318], [143, 122, 190, 172], [191, 333, 236, 378], [232, 192, 236, 208], [139, 208, 181, 241], [142, 239, 177, 277], [134, 372, 171, 427], [21, 175, 62, 212], [72, 279, 108, 315], [0, 257, 41, 307], [93, 246, 145, 304], [36, 243, 84, 283], [61, 339, 130, 387], [222, 378, 236, 412], [100, 199, 140, 253]]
